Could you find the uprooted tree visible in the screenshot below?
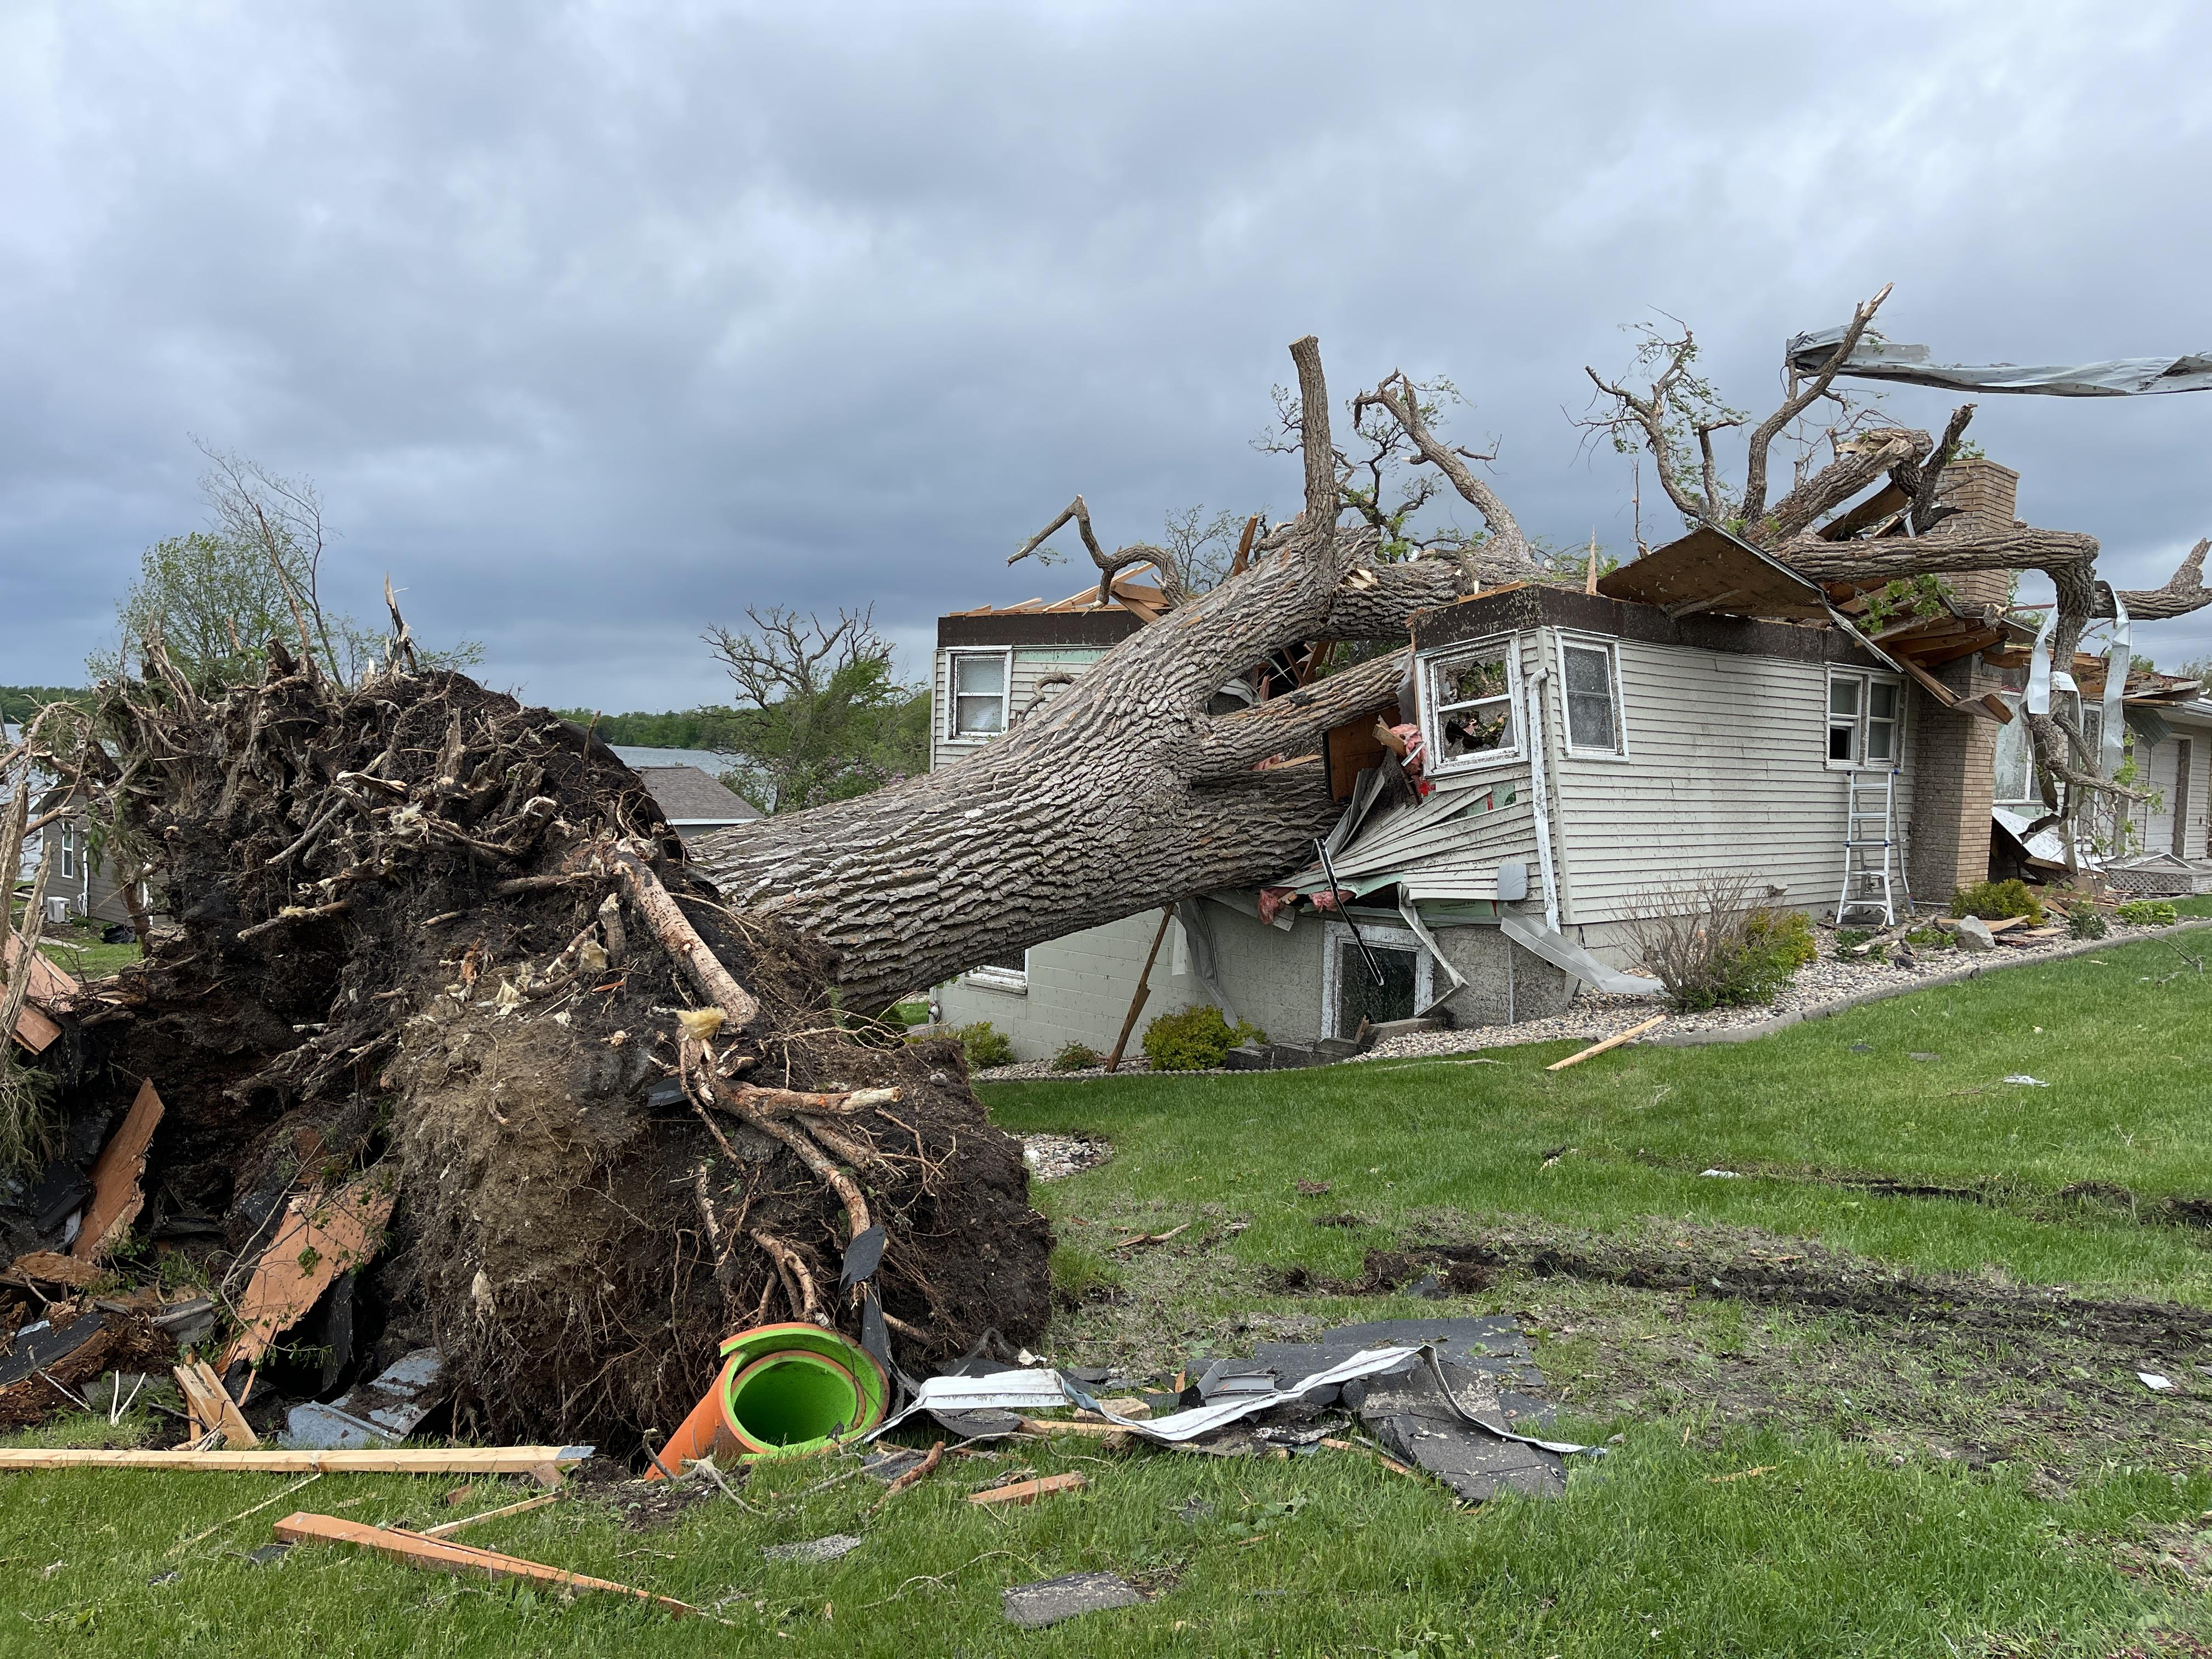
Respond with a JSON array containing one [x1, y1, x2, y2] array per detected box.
[[11, 314, 2205, 1447]]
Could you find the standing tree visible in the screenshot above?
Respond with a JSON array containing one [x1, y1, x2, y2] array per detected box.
[[698, 608, 928, 814]]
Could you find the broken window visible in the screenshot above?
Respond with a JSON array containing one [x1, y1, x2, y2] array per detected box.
[[947, 650, 1012, 740], [1420, 638, 1520, 774], [1559, 639, 1623, 755], [1322, 921, 1431, 1037], [1826, 670, 1903, 769]]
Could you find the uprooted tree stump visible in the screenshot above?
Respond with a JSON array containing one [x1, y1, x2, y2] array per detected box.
[[36, 652, 1048, 1444]]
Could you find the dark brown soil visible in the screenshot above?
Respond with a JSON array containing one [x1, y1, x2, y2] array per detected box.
[[16, 661, 1051, 1448]]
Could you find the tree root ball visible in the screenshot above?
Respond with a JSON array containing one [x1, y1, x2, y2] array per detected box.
[[61, 661, 1052, 1447]]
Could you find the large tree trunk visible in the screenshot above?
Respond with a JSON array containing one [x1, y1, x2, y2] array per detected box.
[[691, 341, 1485, 1011]]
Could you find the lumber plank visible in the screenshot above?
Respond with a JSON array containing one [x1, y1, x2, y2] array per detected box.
[[415, 1491, 563, 1538], [1545, 1014, 1667, 1072], [968, 1471, 1087, 1506], [274, 1511, 693, 1614], [0, 1445, 591, 1473]]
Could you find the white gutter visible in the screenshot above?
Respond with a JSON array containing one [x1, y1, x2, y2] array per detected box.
[[1522, 659, 1560, 933]]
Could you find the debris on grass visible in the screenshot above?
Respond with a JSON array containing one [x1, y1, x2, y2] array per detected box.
[[1002, 1571, 1147, 1628], [274, 1510, 696, 1614], [761, 1534, 864, 1564], [968, 1471, 1086, 1507]]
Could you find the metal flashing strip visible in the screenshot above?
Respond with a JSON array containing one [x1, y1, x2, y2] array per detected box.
[[1498, 913, 1663, 997]]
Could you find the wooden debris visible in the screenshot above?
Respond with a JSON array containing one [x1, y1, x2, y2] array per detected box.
[[221, 1175, 396, 1372], [872, 1440, 944, 1507], [274, 1511, 695, 1615], [968, 1471, 1087, 1507], [1545, 1014, 1667, 1072], [1319, 1435, 1418, 1477], [0, 1445, 589, 1473], [5, 1251, 101, 1289], [1015, 1418, 1132, 1441], [173, 1358, 258, 1448], [2, 930, 76, 1055], [71, 1079, 166, 1262], [1110, 1221, 1190, 1252], [416, 1491, 564, 1538]]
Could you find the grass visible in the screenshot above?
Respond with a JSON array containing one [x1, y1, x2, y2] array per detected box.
[[8, 930, 2212, 1655], [32, 915, 141, 980]]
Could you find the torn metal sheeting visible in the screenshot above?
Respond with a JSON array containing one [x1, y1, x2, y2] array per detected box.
[[1786, 325, 2212, 397], [1002, 1572, 1147, 1630], [1349, 1364, 1566, 1503], [281, 1346, 450, 1450], [1595, 524, 1836, 623], [873, 1346, 1443, 1447], [1499, 914, 1663, 998]]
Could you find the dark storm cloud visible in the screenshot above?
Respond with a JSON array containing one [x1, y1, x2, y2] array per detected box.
[[5, 2, 2210, 708]]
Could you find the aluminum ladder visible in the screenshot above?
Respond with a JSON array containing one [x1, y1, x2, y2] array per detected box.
[[1834, 765, 1909, 926]]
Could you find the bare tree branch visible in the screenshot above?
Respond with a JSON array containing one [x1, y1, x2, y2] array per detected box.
[[1741, 282, 1892, 521]]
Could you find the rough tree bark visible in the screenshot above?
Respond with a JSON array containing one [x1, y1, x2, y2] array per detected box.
[[691, 338, 1518, 1009]]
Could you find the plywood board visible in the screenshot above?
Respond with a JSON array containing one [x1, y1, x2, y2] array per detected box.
[[221, 1177, 397, 1372], [71, 1079, 165, 1261], [0, 1445, 589, 1473], [1596, 525, 1833, 622]]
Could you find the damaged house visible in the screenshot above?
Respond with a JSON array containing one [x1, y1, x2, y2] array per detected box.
[[932, 459, 2212, 1060]]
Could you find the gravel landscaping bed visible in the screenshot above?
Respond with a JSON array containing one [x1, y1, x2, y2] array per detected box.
[[974, 918, 2206, 1080]]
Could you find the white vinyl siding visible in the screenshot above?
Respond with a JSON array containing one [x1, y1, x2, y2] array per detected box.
[[929, 646, 1110, 771], [1546, 635, 1916, 926]]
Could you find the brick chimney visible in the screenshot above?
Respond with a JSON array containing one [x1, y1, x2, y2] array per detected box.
[[1904, 458, 2019, 905]]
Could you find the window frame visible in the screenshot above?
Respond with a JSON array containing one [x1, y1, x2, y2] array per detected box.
[[1553, 631, 1630, 761], [1824, 668, 1907, 771], [943, 647, 1014, 745], [961, 947, 1029, 995], [1417, 634, 1524, 777], [1318, 919, 1434, 1039]]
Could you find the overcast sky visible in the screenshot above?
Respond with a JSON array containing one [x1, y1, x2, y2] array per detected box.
[[5, 2, 2209, 710]]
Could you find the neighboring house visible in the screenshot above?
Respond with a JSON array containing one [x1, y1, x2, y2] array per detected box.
[[611, 747, 763, 842], [933, 459, 2209, 1061], [3, 721, 145, 929]]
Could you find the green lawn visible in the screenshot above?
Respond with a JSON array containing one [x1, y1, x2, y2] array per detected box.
[[32, 916, 141, 980], [8, 930, 2212, 1655]]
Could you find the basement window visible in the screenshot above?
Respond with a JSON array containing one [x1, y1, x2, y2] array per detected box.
[[1826, 670, 1903, 769], [946, 650, 1011, 741], [1559, 637, 1625, 756], [1420, 637, 1521, 775], [1321, 921, 1434, 1038], [963, 949, 1028, 994]]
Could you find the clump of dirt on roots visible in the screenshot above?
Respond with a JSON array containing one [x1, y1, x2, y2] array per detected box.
[[50, 649, 1050, 1446]]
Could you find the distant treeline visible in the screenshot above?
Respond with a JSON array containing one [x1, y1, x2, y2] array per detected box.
[[551, 708, 742, 751], [1, 686, 94, 725]]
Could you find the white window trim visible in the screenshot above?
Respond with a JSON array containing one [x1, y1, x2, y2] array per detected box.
[[1824, 668, 1906, 771], [1319, 920, 1434, 1040], [1553, 630, 1631, 761], [943, 647, 1013, 745], [1417, 634, 1524, 777], [961, 949, 1029, 995]]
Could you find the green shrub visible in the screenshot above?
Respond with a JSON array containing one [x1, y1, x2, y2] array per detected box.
[[1625, 876, 1812, 1012], [1049, 1041, 1102, 1073], [890, 1000, 931, 1028], [1903, 926, 1952, 950], [1141, 1005, 1266, 1071], [2117, 898, 2179, 927], [1745, 908, 1819, 970], [2063, 900, 2109, 940], [952, 1021, 1015, 1069], [1949, 879, 2043, 923]]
